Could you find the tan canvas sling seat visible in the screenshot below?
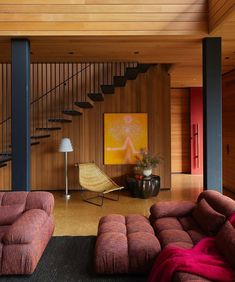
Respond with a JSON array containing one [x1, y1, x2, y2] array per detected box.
[[78, 163, 124, 206]]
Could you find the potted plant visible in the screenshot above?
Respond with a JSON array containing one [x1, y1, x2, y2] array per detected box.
[[135, 149, 159, 177]]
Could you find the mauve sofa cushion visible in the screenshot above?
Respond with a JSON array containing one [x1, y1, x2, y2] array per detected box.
[[1, 217, 54, 275], [127, 221, 154, 234], [178, 216, 199, 231], [126, 214, 155, 234], [215, 220, 235, 269], [3, 209, 48, 244], [0, 225, 10, 241], [174, 271, 211, 282], [197, 190, 235, 217], [98, 221, 126, 235], [25, 192, 54, 216], [95, 232, 129, 274], [99, 214, 125, 226], [126, 214, 150, 224], [187, 229, 207, 245], [95, 214, 161, 274], [158, 229, 193, 248], [192, 199, 225, 235], [128, 232, 161, 273], [168, 241, 194, 249], [150, 201, 196, 219], [0, 204, 25, 225], [0, 192, 28, 206], [152, 217, 183, 235]]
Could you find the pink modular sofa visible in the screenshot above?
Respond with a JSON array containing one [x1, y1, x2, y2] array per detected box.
[[0, 191, 54, 275], [95, 190, 235, 281]]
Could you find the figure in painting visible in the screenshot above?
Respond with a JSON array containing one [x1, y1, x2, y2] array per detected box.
[[104, 113, 148, 164]]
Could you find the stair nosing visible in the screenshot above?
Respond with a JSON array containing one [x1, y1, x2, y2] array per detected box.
[[74, 100, 94, 109]]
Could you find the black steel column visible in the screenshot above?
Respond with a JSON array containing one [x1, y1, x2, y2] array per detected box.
[[203, 37, 222, 192], [11, 39, 31, 191]]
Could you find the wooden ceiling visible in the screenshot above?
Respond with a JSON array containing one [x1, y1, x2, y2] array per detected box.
[[0, 0, 235, 87]]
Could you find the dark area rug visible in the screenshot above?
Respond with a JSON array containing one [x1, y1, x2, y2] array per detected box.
[[0, 236, 147, 282]]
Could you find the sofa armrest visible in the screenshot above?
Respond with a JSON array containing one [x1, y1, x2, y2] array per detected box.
[[3, 209, 48, 245], [25, 192, 54, 216], [150, 201, 196, 219]]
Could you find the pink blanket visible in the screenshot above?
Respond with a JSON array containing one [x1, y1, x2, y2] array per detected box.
[[148, 214, 235, 282]]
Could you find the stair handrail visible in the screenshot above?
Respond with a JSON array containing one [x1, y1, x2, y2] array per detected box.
[[0, 61, 139, 126], [30, 63, 91, 105], [0, 63, 92, 125]]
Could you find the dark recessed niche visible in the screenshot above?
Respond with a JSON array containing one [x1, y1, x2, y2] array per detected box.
[[225, 57, 230, 59], [68, 52, 74, 55], [30, 52, 33, 55], [134, 51, 139, 54]]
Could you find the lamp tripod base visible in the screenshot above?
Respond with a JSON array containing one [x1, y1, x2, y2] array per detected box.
[[63, 193, 71, 200]]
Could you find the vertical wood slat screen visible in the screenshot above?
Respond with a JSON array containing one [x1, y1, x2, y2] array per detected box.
[[0, 64, 171, 190], [0, 64, 11, 158]]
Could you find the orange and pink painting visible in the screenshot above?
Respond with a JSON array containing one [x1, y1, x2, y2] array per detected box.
[[104, 113, 148, 165]]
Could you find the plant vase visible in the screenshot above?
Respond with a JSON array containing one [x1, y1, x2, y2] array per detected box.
[[143, 168, 152, 177]]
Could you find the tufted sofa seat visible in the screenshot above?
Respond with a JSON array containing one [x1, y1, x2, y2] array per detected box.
[[95, 214, 161, 274], [95, 190, 235, 281], [0, 191, 55, 275], [150, 190, 235, 281], [150, 190, 235, 250]]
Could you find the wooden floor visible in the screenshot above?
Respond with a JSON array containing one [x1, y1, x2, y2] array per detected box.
[[53, 174, 204, 236]]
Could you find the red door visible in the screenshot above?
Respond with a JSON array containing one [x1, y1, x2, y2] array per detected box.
[[190, 88, 203, 174]]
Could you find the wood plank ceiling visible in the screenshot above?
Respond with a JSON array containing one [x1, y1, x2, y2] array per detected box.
[[209, 0, 235, 75], [0, 0, 235, 87]]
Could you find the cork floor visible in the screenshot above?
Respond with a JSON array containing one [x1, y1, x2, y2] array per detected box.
[[53, 174, 204, 236]]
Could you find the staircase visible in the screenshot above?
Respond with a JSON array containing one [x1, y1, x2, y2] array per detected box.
[[0, 62, 153, 167]]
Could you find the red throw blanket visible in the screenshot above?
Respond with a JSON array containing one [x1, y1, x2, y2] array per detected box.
[[148, 214, 235, 282]]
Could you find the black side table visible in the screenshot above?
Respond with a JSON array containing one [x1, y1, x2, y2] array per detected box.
[[126, 175, 160, 199]]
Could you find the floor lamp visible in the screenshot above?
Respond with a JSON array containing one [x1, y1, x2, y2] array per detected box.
[[59, 138, 73, 199]]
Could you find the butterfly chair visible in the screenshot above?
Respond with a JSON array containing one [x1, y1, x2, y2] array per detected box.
[[78, 163, 124, 206]]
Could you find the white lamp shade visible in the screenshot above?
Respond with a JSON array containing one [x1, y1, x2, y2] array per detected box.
[[59, 138, 73, 152]]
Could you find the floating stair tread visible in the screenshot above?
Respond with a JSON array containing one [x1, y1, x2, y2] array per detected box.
[[113, 76, 127, 87], [0, 163, 7, 168], [0, 151, 11, 156], [36, 127, 61, 131], [74, 101, 94, 109], [87, 93, 104, 102], [125, 67, 139, 80], [48, 118, 72, 123], [0, 155, 12, 163], [31, 134, 51, 139], [31, 141, 40, 146], [62, 110, 83, 116], [101, 85, 115, 94], [9, 141, 41, 148], [137, 64, 152, 73]]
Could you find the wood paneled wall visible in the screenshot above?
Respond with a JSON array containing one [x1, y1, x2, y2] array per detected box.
[[222, 69, 235, 193], [209, 0, 235, 32], [0, 64, 11, 189], [0, 0, 207, 36], [171, 88, 190, 173], [0, 64, 171, 191]]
